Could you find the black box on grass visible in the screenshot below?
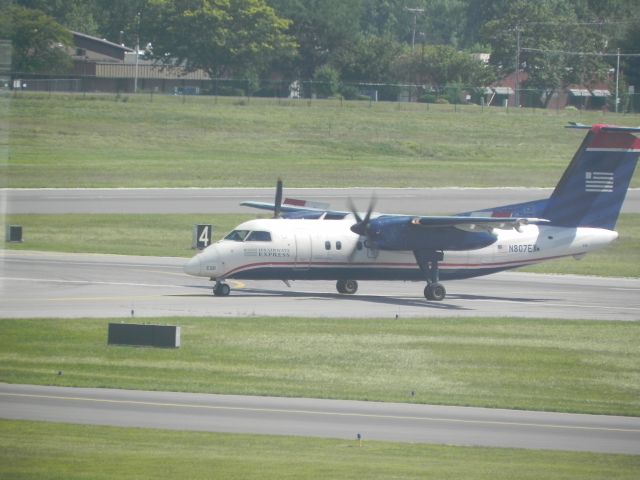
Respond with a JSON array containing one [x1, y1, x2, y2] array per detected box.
[[108, 323, 181, 348]]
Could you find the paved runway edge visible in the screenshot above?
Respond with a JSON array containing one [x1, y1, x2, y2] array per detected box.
[[5, 187, 639, 214], [1, 383, 639, 454], [2, 250, 639, 320]]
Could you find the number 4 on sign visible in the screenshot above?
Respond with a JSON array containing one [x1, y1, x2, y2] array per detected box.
[[199, 226, 210, 246], [193, 224, 212, 250]]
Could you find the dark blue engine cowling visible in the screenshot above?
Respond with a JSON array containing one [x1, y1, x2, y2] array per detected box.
[[364, 216, 497, 251]]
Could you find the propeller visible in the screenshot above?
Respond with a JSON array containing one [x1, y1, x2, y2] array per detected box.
[[347, 195, 377, 262], [348, 195, 376, 236], [274, 178, 283, 218]]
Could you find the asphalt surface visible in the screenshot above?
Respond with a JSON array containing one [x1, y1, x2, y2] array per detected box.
[[2, 250, 639, 320], [2, 383, 639, 454], [5, 187, 640, 214]]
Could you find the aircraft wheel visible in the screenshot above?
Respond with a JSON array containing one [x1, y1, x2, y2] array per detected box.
[[424, 283, 446, 301], [343, 280, 358, 294], [214, 282, 231, 297], [336, 279, 358, 294]]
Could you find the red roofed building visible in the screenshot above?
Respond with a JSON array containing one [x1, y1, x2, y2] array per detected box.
[[486, 69, 611, 110]]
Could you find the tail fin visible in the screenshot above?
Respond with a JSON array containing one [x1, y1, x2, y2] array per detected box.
[[542, 124, 640, 230]]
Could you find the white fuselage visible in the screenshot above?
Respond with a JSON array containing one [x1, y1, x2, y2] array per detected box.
[[184, 217, 618, 282]]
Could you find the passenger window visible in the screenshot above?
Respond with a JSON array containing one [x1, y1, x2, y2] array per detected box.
[[325, 241, 331, 250], [245, 231, 272, 242], [224, 230, 250, 242], [336, 241, 342, 250]]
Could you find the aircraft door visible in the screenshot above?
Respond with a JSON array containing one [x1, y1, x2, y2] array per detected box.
[[294, 233, 311, 269]]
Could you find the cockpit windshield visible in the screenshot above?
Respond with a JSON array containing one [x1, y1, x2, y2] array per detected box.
[[246, 231, 272, 241], [224, 230, 250, 241], [224, 230, 272, 242]]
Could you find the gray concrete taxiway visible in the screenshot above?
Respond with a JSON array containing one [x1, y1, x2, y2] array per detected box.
[[2, 250, 639, 320], [5, 187, 640, 214], [1, 383, 639, 454]]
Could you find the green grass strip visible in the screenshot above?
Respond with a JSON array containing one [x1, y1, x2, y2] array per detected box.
[[1, 317, 638, 416], [5, 93, 640, 188], [4, 213, 639, 277], [1, 420, 638, 480]]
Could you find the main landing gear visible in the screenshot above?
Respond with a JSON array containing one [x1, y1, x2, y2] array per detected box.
[[414, 250, 447, 301], [424, 282, 446, 301], [336, 279, 358, 294], [213, 281, 230, 297]]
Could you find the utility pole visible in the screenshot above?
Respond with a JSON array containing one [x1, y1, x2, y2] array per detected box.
[[134, 12, 140, 94], [615, 48, 620, 113], [515, 26, 521, 108], [406, 7, 425, 53]]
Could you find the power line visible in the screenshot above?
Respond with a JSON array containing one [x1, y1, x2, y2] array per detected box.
[[521, 48, 640, 57], [523, 20, 636, 26]]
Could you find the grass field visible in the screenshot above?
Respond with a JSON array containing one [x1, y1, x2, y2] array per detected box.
[[4, 92, 640, 188], [1, 420, 638, 480], [4, 213, 639, 277], [1, 317, 638, 416]]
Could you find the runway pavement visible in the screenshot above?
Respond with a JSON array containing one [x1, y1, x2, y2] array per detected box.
[[2, 250, 639, 320], [1, 383, 639, 454], [5, 187, 640, 214]]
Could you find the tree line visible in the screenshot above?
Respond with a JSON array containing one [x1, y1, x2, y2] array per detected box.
[[1, 0, 639, 103]]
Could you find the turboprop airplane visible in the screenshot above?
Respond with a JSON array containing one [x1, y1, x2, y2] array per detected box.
[[184, 123, 639, 301]]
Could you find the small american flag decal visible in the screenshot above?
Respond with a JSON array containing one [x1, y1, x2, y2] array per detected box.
[[585, 171, 614, 192]]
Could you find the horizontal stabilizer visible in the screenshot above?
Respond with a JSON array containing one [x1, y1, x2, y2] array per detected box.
[[567, 123, 640, 133]]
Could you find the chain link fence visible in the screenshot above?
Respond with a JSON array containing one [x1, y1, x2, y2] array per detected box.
[[7, 73, 640, 114]]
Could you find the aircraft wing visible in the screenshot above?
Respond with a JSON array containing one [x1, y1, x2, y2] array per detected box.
[[241, 200, 547, 231], [409, 215, 549, 232]]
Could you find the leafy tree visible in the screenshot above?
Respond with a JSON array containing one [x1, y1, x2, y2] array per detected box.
[[14, 0, 100, 35], [144, 0, 297, 78], [460, 0, 510, 49], [332, 33, 403, 83], [93, 0, 151, 46], [359, 0, 474, 50], [0, 5, 72, 73], [359, 0, 403, 36], [421, 0, 467, 47], [268, 0, 364, 78], [392, 44, 494, 87], [312, 64, 341, 97]]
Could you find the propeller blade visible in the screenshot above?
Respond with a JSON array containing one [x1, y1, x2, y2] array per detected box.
[[347, 197, 362, 223], [362, 194, 376, 225], [274, 178, 283, 218], [349, 194, 376, 236]]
